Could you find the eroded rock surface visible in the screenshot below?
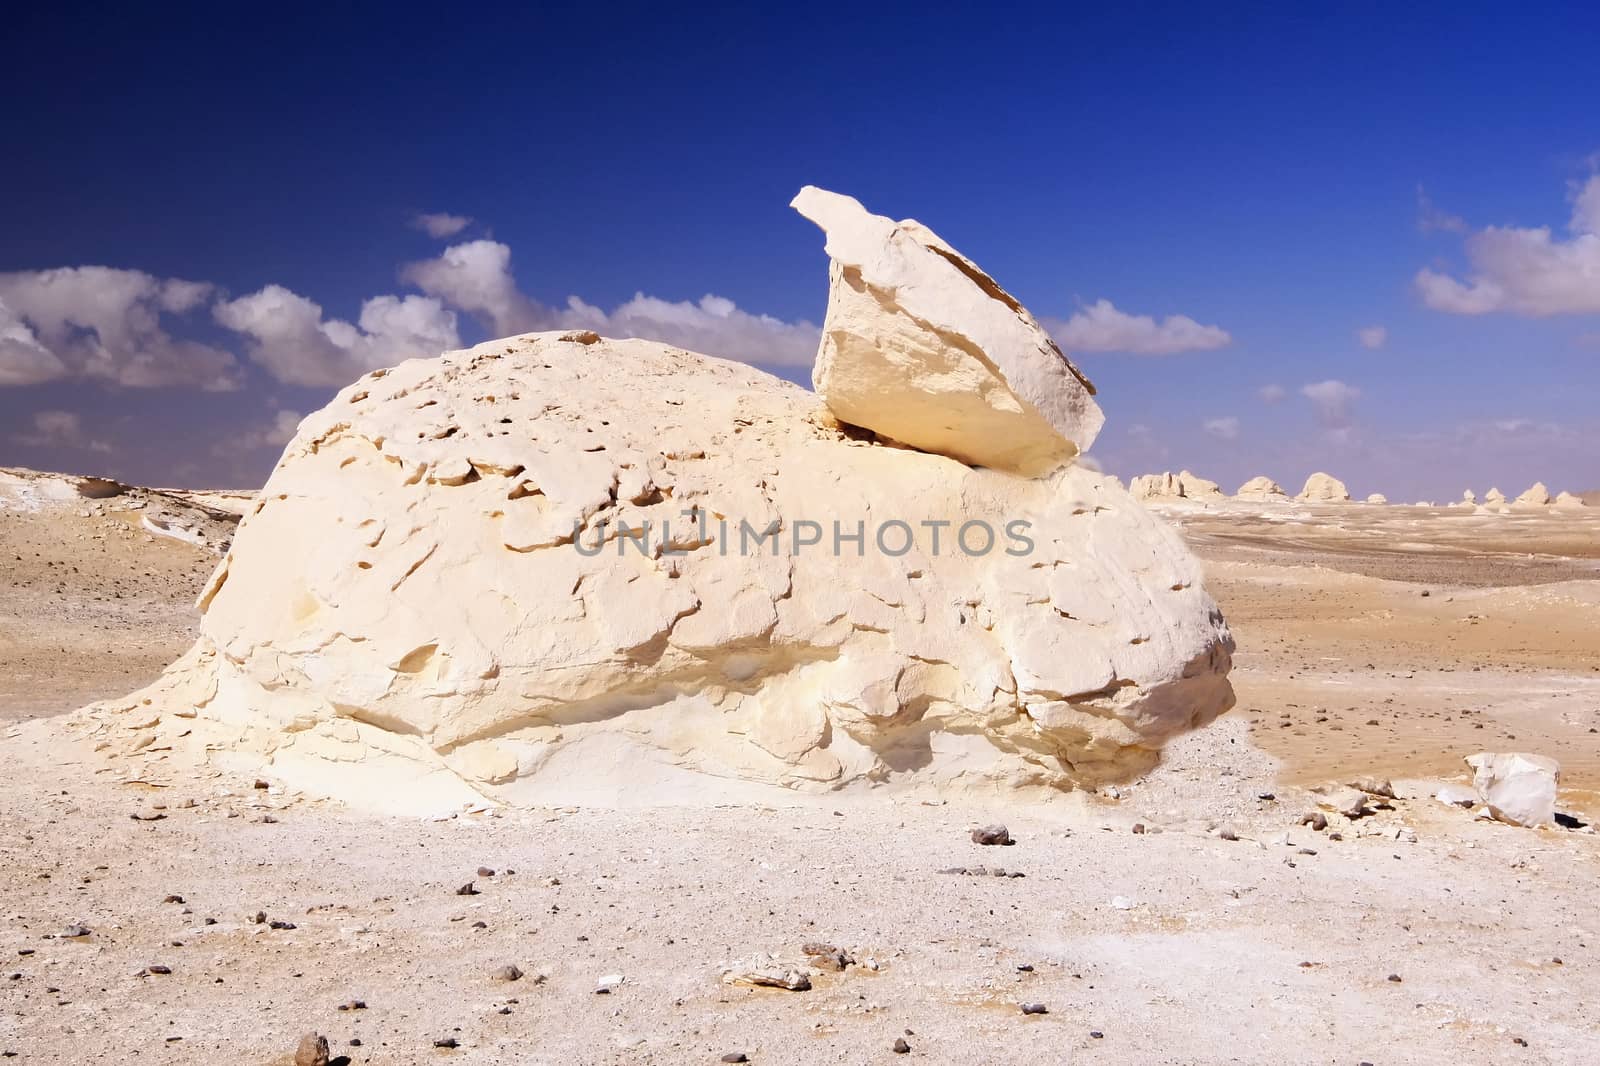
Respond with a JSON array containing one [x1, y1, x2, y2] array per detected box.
[[78, 332, 1233, 810], [791, 186, 1102, 476]]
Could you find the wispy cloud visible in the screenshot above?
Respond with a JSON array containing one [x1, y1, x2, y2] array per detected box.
[[413, 212, 473, 239], [1416, 184, 1466, 234], [1046, 298, 1231, 355], [13, 410, 111, 453], [1415, 171, 1600, 315], [1257, 383, 1286, 404], [1301, 379, 1360, 428], [1203, 416, 1240, 441], [1356, 325, 1387, 349]]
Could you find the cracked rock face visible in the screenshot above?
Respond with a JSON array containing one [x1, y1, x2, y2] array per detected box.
[[792, 186, 1102, 476], [80, 331, 1233, 811]]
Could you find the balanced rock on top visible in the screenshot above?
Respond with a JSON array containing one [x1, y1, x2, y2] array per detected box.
[[74, 188, 1235, 813], [791, 186, 1102, 476]]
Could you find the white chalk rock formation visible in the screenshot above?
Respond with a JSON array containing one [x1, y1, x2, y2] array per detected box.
[[1365, 493, 1388, 505], [1513, 482, 1552, 507], [77, 187, 1236, 813], [790, 186, 1102, 476], [1129, 470, 1224, 501], [1465, 752, 1560, 827], [1484, 487, 1506, 504], [1233, 476, 1286, 500], [1297, 472, 1350, 502], [1554, 491, 1587, 509], [77, 335, 1233, 811]]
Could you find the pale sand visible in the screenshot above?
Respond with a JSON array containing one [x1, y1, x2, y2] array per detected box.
[[2, 494, 1597, 1063]]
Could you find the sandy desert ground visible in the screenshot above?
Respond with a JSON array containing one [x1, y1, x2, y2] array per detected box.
[[3, 475, 1598, 1064]]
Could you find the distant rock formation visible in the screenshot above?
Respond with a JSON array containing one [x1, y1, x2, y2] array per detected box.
[[1365, 493, 1388, 505], [1553, 491, 1587, 509], [1513, 482, 1552, 507], [75, 187, 1236, 813], [1484, 487, 1507, 504], [1234, 476, 1286, 500], [1129, 470, 1224, 501], [0, 466, 241, 552], [1297, 472, 1351, 502]]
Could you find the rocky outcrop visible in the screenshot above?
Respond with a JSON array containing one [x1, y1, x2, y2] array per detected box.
[[1513, 482, 1552, 507], [791, 186, 1101, 476], [1466, 752, 1559, 827], [1365, 493, 1388, 505], [1297, 472, 1350, 502], [1129, 470, 1224, 501], [1484, 487, 1507, 505], [1233, 476, 1286, 500], [76, 190, 1235, 813], [1554, 491, 1587, 509], [1, 466, 241, 553]]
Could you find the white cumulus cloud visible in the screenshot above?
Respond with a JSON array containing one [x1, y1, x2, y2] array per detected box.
[[1047, 299, 1231, 355], [1415, 172, 1600, 315], [214, 285, 459, 388], [0, 268, 237, 388], [1357, 325, 1387, 349], [403, 240, 820, 367]]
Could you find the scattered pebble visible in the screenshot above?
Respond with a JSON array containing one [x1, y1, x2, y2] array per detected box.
[[720, 1055, 749, 1064], [1020, 1002, 1049, 1015], [456, 882, 479, 896], [595, 973, 625, 994], [893, 1037, 911, 1053], [970, 824, 1013, 846], [433, 1036, 459, 1048], [493, 964, 523, 983]]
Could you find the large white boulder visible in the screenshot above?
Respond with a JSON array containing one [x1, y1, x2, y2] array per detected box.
[[1234, 476, 1286, 500], [78, 331, 1234, 811], [1465, 752, 1560, 827], [1297, 472, 1350, 502], [791, 186, 1102, 476]]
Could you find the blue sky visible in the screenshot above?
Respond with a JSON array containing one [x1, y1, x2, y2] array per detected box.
[[3, 3, 1597, 498]]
